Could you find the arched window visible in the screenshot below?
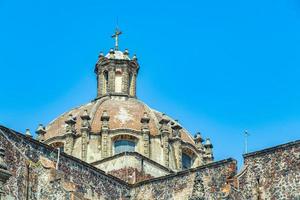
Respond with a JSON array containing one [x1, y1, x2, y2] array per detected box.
[[50, 142, 64, 153], [115, 71, 123, 93], [103, 71, 109, 93], [114, 140, 135, 154], [182, 153, 192, 169]]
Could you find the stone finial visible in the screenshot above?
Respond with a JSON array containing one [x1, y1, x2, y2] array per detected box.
[[124, 49, 130, 60], [124, 49, 129, 55], [194, 132, 204, 149], [141, 112, 150, 124], [204, 138, 214, 162], [159, 114, 170, 132], [25, 128, 32, 138], [80, 110, 91, 129], [204, 138, 213, 148], [194, 132, 204, 143], [141, 112, 150, 132], [65, 114, 76, 134], [101, 110, 110, 129], [101, 110, 110, 121], [99, 52, 104, 58], [171, 123, 182, 138], [132, 54, 137, 61], [35, 124, 46, 142]]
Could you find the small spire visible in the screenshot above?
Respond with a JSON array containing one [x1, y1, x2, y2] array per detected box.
[[132, 54, 137, 61], [204, 138, 213, 147], [141, 112, 150, 124], [101, 110, 110, 121], [25, 128, 32, 137], [194, 132, 204, 143], [36, 124, 46, 142], [111, 27, 122, 50], [98, 52, 104, 58]]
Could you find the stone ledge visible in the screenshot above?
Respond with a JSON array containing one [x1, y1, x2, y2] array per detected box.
[[90, 151, 174, 173], [132, 158, 236, 188], [243, 139, 300, 159]]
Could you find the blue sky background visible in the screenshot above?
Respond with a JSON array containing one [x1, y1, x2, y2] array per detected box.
[[0, 0, 300, 167]]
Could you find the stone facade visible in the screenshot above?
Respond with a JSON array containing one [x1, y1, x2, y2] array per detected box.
[[236, 140, 300, 200], [1, 125, 299, 199]]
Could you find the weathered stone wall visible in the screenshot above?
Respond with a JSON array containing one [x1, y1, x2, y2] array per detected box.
[[1, 124, 299, 200], [94, 153, 171, 179], [237, 140, 300, 200], [130, 158, 237, 200], [0, 126, 130, 200]]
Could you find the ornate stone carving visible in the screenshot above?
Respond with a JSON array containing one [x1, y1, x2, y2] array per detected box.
[[81, 110, 91, 161], [0, 147, 11, 197], [101, 110, 110, 158], [204, 138, 214, 163], [141, 112, 150, 157], [64, 114, 76, 155], [194, 132, 204, 150], [159, 114, 170, 167], [36, 124, 46, 142]]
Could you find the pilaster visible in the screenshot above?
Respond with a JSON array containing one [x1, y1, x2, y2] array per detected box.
[[159, 114, 170, 168], [80, 110, 91, 162], [101, 110, 110, 159], [108, 69, 115, 94], [64, 114, 76, 155], [141, 112, 150, 157], [172, 124, 183, 170]]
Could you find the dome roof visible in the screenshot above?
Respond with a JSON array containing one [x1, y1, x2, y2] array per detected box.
[[45, 97, 195, 145]]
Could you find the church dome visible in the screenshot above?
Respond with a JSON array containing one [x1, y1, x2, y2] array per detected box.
[[45, 97, 195, 145], [38, 29, 213, 172]]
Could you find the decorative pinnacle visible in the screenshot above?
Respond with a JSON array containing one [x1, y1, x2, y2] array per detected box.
[[101, 110, 110, 121], [81, 109, 91, 120], [111, 28, 122, 50], [25, 128, 32, 137], [194, 132, 204, 143], [141, 112, 150, 124], [204, 138, 213, 148]]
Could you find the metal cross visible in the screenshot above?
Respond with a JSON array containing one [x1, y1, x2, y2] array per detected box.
[[244, 130, 250, 153], [111, 28, 122, 50]]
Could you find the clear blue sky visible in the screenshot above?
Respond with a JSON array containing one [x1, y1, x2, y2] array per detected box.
[[0, 0, 299, 167]]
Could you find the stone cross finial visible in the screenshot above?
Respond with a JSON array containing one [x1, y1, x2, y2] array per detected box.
[[111, 28, 122, 50], [36, 124, 46, 142]]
